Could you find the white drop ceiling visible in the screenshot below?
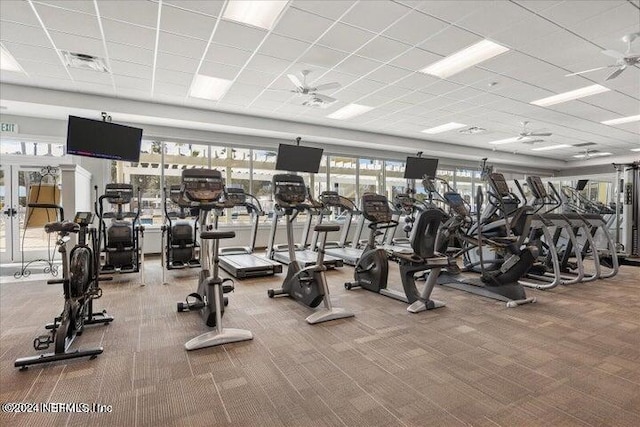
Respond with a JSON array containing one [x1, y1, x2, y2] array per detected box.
[[0, 0, 639, 168]]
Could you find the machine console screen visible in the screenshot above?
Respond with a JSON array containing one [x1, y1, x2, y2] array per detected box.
[[182, 169, 224, 202], [361, 194, 392, 223], [443, 192, 469, 217], [393, 193, 414, 210], [319, 191, 341, 207], [526, 176, 547, 199], [273, 174, 307, 206], [105, 183, 133, 204], [422, 178, 437, 193], [489, 173, 510, 197], [74, 211, 94, 225], [225, 188, 246, 206]]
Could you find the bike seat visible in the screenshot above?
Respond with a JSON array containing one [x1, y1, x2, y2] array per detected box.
[[314, 224, 340, 233], [44, 221, 79, 234], [200, 230, 236, 240]]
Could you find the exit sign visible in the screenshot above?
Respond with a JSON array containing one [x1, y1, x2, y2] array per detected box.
[[1, 122, 19, 134]]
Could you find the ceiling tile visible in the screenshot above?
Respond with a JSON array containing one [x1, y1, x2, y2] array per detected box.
[[491, 15, 562, 50], [156, 53, 199, 73], [341, 1, 411, 33], [1, 41, 62, 64], [114, 74, 151, 90], [155, 68, 193, 86], [109, 59, 152, 79], [162, 1, 224, 17], [236, 69, 278, 87], [49, 31, 105, 56], [391, 47, 441, 70], [570, 3, 640, 41], [212, 20, 266, 51], [416, 1, 488, 23], [155, 81, 188, 97], [34, 3, 101, 38], [258, 34, 310, 61], [366, 66, 414, 85], [317, 23, 375, 53], [107, 42, 154, 65], [537, 0, 624, 28], [273, 7, 334, 42], [97, 1, 158, 28], [19, 59, 68, 79], [393, 72, 441, 90], [0, 21, 50, 47], [69, 68, 112, 85], [160, 4, 216, 40], [198, 62, 241, 80], [383, 11, 450, 45], [245, 54, 291, 74], [417, 26, 482, 57], [158, 31, 207, 59], [508, 1, 563, 13], [298, 45, 349, 69], [204, 43, 253, 67], [583, 91, 640, 116], [36, 0, 96, 14], [356, 36, 411, 63], [1, 0, 41, 26], [102, 19, 156, 50], [333, 55, 384, 76], [292, 1, 357, 20], [456, 1, 532, 36], [343, 78, 387, 96]]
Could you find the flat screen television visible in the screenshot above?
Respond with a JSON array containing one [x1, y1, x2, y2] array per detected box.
[[576, 179, 589, 191], [275, 144, 323, 173], [66, 116, 143, 162], [404, 157, 439, 179]]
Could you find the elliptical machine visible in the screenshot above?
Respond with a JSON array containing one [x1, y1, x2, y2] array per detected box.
[[96, 184, 144, 283], [161, 185, 200, 285], [15, 211, 114, 369], [267, 174, 354, 324], [176, 168, 252, 350]]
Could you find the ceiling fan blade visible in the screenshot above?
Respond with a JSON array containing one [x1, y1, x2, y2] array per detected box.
[[312, 82, 341, 92], [564, 65, 615, 77], [529, 132, 553, 137], [312, 94, 337, 104], [287, 74, 303, 89], [602, 49, 625, 60], [605, 66, 626, 80]]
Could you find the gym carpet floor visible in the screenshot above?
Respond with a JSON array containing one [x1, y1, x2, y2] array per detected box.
[[0, 260, 639, 426]]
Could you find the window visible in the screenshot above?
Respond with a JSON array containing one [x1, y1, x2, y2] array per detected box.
[[329, 156, 357, 203], [385, 160, 406, 200], [1, 139, 65, 157], [358, 158, 383, 199]]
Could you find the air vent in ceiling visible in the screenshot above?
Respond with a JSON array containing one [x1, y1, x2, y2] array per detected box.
[[458, 126, 487, 134], [60, 51, 109, 72], [573, 142, 597, 147]]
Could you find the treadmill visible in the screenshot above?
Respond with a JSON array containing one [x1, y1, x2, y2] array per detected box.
[[217, 188, 283, 278], [266, 176, 343, 268], [315, 191, 364, 266]]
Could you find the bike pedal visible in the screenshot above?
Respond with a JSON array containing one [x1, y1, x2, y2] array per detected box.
[[221, 278, 235, 293], [33, 335, 51, 350]]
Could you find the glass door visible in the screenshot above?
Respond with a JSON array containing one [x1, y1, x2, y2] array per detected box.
[[0, 166, 14, 265]]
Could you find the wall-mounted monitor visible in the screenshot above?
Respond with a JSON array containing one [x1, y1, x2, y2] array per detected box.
[[404, 157, 439, 179], [576, 179, 589, 191], [66, 115, 143, 163], [275, 143, 323, 173]]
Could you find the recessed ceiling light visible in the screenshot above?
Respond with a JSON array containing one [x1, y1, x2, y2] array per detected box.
[[223, 0, 289, 30], [189, 74, 233, 100], [326, 104, 374, 120], [573, 152, 612, 158], [601, 114, 640, 126], [630, 148, 640, 152], [0, 43, 26, 73], [420, 39, 509, 79], [530, 144, 571, 151], [488, 136, 530, 145], [421, 122, 467, 134], [531, 84, 610, 107]]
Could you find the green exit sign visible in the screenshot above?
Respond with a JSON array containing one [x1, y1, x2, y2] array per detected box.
[[1, 122, 19, 133]]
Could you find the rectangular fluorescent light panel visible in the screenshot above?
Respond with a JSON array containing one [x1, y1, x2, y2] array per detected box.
[[488, 137, 529, 145], [601, 114, 640, 126], [420, 39, 509, 78], [327, 104, 373, 120], [189, 74, 233, 100], [421, 122, 467, 134], [531, 84, 610, 107], [223, 0, 289, 30], [573, 152, 612, 158], [531, 144, 571, 152], [630, 148, 640, 152], [0, 44, 25, 73]]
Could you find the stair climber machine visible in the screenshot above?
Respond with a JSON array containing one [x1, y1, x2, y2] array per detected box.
[[314, 191, 365, 266], [217, 187, 283, 278], [176, 168, 252, 350], [345, 193, 447, 312], [95, 184, 144, 284], [436, 173, 537, 307], [161, 185, 201, 285], [267, 174, 354, 324], [557, 182, 620, 277]]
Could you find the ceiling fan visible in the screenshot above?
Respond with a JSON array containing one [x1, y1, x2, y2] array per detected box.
[[286, 70, 341, 108], [565, 32, 640, 81], [517, 121, 552, 144]]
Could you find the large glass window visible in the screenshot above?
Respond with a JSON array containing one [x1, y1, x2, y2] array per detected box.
[[0, 139, 65, 157], [385, 160, 406, 200], [329, 156, 357, 204], [358, 158, 383, 198]]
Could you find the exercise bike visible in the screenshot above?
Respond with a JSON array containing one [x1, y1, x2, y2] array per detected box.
[[15, 211, 114, 370], [175, 168, 252, 351], [267, 174, 354, 324]]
